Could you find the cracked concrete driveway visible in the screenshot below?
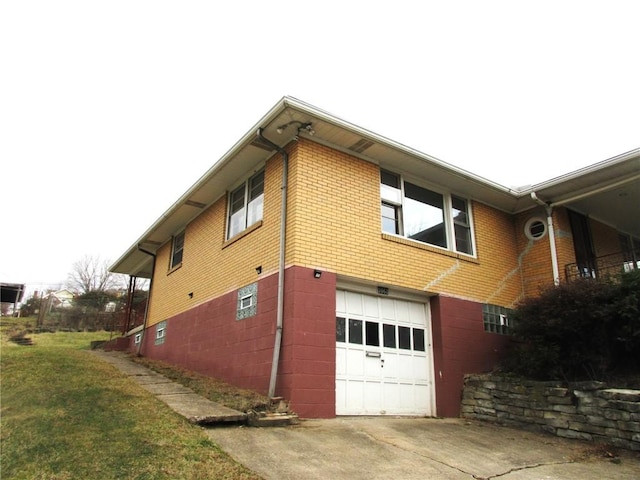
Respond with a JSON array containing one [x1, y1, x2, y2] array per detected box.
[[206, 417, 640, 479]]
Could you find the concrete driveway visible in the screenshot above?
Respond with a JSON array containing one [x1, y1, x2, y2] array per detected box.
[[206, 417, 640, 480]]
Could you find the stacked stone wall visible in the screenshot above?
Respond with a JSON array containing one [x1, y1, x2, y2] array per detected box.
[[461, 374, 640, 451]]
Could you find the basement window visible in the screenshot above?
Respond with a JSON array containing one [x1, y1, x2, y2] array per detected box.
[[483, 305, 514, 335], [237, 283, 258, 320], [155, 321, 167, 345], [134, 333, 142, 345]]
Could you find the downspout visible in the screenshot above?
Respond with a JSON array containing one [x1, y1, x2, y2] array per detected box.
[[257, 127, 288, 399], [136, 245, 156, 356], [531, 192, 560, 285]]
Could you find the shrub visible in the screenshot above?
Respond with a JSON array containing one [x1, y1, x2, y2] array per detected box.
[[502, 270, 640, 381]]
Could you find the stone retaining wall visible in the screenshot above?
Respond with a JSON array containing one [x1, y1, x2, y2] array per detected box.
[[461, 374, 640, 451]]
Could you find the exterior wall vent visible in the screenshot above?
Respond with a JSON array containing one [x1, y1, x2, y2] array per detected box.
[[349, 138, 375, 153]]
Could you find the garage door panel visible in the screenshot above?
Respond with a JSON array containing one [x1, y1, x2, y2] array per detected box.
[[363, 295, 379, 318], [408, 301, 426, 324], [336, 348, 347, 375], [345, 349, 364, 376], [345, 291, 364, 316], [364, 382, 382, 412], [345, 380, 364, 412], [336, 290, 346, 314], [380, 297, 396, 320], [412, 356, 429, 381], [394, 300, 410, 323]]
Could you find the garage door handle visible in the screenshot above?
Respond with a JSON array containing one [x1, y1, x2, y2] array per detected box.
[[365, 351, 381, 358]]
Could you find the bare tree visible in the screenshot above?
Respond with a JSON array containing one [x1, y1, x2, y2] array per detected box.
[[66, 255, 124, 294]]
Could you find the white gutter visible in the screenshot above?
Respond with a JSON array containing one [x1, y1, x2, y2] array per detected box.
[[531, 192, 560, 285]]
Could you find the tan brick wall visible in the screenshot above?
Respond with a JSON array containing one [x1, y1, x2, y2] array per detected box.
[[553, 207, 577, 281], [288, 140, 524, 307], [148, 139, 539, 325], [590, 218, 621, 257], [515, 207, 580, 296], [147, 155, 285, 326]]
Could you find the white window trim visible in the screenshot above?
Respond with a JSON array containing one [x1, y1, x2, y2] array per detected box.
[[381, 170, 476, 257], [227, 168, 265, 240], [240, 294, 253, 310], [524, 217, 548, 241], [156, 327, 165, 339], [170, 231, 185, 269]]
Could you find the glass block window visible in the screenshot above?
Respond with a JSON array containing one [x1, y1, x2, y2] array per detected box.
[[155, 320, 167, 345], [237, 283, 258, 320], [483, 304, 514, 335]]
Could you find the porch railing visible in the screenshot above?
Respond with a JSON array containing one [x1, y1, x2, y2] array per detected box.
[[565, 249, 640, 282]]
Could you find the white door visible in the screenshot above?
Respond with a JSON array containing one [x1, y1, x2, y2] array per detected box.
[[335, 290, 435, 416]]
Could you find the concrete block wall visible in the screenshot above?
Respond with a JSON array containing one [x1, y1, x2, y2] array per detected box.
[[461, 374, 640, 451]]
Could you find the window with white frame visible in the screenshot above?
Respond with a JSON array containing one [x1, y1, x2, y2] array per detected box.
[[228, 169, 264, 239], [236, 283, 258, 320], [155, 321, 167, 345], [380, 170, 474, 255], [170, 231, 185, 269]]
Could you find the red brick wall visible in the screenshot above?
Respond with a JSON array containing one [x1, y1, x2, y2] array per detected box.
[[278, 266, 337, 418], [431, 295, 512, 417], [138, 272, 278, 394], [135, 265, 336, 418]]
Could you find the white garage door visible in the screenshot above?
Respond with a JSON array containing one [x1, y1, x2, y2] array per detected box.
[[336, 290, 435, 416]]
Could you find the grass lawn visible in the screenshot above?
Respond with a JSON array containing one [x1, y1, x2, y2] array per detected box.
[[1, 320, 261, 480]]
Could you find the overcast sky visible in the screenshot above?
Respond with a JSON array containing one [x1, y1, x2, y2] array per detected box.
[[1, 1, 638, 293]]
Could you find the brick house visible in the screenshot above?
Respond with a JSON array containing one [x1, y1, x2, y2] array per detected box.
[[110, 97, 640, 418]]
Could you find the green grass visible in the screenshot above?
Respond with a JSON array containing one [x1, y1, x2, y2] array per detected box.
[[1, 326, 262, 480]]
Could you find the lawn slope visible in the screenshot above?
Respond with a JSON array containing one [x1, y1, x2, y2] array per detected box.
[[1, 330, 261, 480]]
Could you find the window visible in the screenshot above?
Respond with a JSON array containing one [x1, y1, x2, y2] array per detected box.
[[452, 195, 473, 254], [240, 294, 253, 309], [170, 231, 185, 269], [228, 169, 264, 239], [483, 304, 514, 335], [525, 217, 547, 241], [236, 283, 258, 320], [380, 170, 474, 255], [134, 333, 142, 345], [155, 321, 167, 345]]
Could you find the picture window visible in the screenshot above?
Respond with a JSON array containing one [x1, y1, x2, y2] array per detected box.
[[380, 170, 474, 255]]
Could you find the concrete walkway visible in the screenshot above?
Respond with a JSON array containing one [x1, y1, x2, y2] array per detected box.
[[91, 350, 247, 425]]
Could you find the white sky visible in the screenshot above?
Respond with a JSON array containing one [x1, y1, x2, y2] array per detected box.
[[1, 1, 639, 291]]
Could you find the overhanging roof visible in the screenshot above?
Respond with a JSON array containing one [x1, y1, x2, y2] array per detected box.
[[110, 96, 640, 278], [1, 283, 26, 304]]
